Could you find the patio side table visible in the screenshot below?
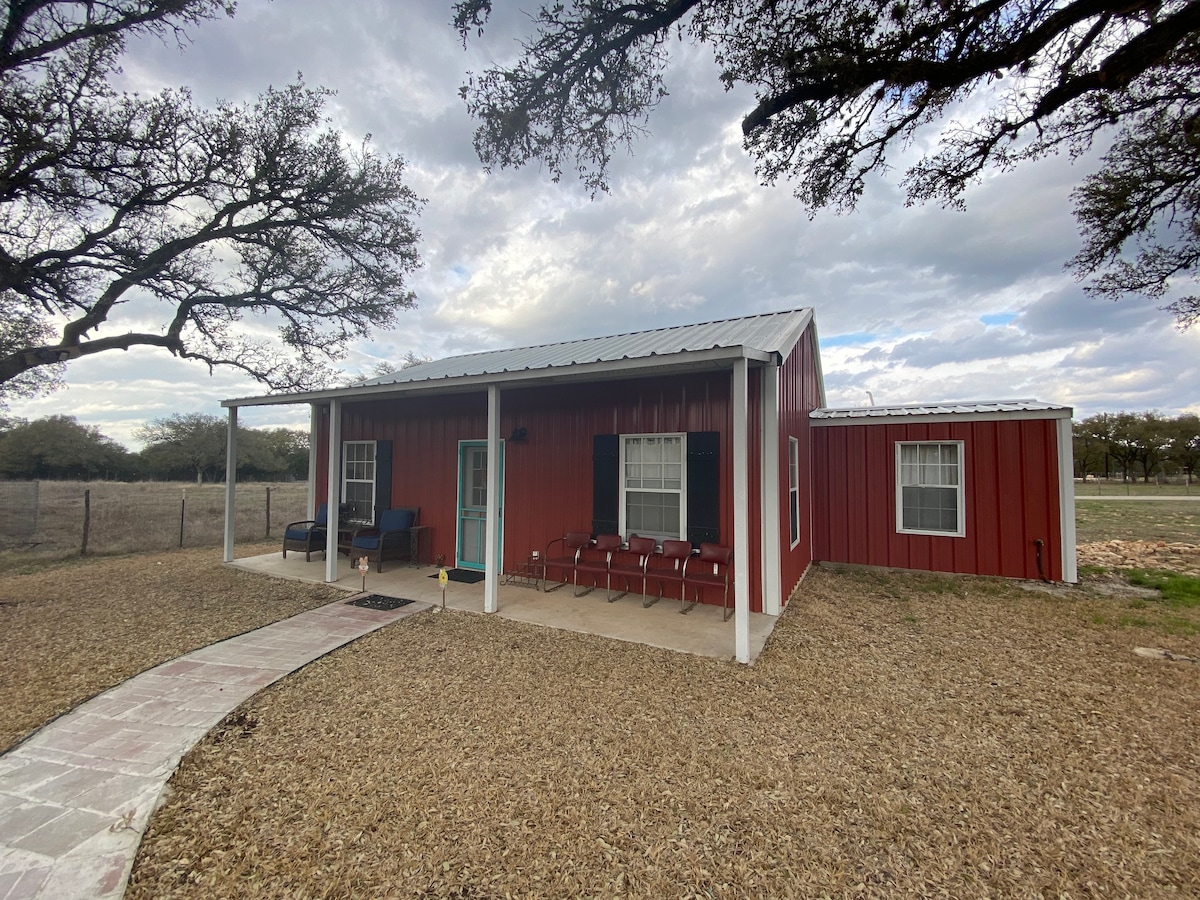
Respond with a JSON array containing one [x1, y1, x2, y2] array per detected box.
[[407, 525, 431, 566], [504, 555, 545, 589]]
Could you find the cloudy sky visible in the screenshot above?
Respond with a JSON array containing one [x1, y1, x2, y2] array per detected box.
[[9, 0, 1199, 447]]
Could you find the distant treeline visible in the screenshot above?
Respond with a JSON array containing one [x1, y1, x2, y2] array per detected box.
[[1073, 412, 1199, 483], [0, 414, 306, 483]]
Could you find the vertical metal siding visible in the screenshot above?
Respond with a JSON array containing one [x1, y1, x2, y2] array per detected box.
[[811, 418, 1064, 580], [777, 325, 823, 601], [311, 372, 763, 609]]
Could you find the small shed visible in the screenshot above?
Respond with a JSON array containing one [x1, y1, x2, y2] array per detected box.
[[810, 401, 1077, 583]]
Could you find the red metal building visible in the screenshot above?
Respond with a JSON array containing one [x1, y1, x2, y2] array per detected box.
[[222, 308, 1076, 663]]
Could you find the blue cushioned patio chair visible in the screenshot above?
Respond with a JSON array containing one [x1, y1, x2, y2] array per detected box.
[[350, 506, 419, 573], [282, 503, 328, 562]]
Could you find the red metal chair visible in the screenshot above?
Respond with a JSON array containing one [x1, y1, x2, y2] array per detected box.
[[573, 533, 622, 598], [683, 543, 734, 621], [542, 531, 591, 592], [649, 539, 694, 611], [606, 535, 658, 604]]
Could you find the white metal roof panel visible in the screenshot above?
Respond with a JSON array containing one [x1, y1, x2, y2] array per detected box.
[[810, 399, 1071, 423], [355, 308, 813, 388]]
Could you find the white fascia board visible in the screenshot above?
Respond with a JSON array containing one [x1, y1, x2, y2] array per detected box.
[[810, 408, 1073, 426], [222, 346, 774, 409]]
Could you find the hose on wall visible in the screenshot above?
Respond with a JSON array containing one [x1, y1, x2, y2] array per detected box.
[[1034, 539, 1052, 584]]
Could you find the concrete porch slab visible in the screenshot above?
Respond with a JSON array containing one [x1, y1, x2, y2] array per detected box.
[[230, 550, 778, 663]]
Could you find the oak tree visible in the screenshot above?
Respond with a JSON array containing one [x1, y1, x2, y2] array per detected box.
[[0, 1, 424, 406], [455, 0, 1200, 325]]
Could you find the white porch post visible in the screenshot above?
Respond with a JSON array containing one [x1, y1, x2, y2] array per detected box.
[[325, 399, 341, 584], [484, 384, 500, 613], [306, 403, 319, 519], [760, 362, 782, 615], [222, 406, 238, 563], [732, 357, 751, 664]]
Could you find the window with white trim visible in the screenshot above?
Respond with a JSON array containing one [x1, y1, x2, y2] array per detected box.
[[341, 441, 376, 523], [620, 434, 686, 543], [896, 441, 965, 536], [788, 437, 800, 547]]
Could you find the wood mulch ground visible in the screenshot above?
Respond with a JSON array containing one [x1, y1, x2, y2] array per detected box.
[[0, 543, 342, 754], [122, 564, 1200, 899]]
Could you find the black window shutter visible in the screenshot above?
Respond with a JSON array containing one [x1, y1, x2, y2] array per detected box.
[[686, 431, 720, 546], [373, 440, 393, 524], [592, 434, 619, 535]]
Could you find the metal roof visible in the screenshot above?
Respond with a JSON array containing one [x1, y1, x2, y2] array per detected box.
[[223, 308, 816, 407], [811, 399, 1072, 424], [355, 308, 813, 388]]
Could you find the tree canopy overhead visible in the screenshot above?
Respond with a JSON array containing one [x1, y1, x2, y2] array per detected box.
[[0, 0, 424, 405], [455, 0, 1200, 326]]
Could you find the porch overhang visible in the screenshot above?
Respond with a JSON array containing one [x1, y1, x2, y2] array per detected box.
[[221, 345, 780, 409]]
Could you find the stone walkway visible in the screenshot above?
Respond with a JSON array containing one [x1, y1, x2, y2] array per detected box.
[[0, 596, 429, 900]]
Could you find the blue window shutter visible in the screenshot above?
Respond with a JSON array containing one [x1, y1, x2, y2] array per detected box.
[[686, 431, 720, 546], [592, 434, 619, 535], [374, 440, 392, 523]]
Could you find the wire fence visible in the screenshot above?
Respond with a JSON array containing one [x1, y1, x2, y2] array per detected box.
[[0, 481, 308, 557]]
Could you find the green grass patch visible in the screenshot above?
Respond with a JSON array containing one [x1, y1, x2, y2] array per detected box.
[[1126, 569, 1200, 608]]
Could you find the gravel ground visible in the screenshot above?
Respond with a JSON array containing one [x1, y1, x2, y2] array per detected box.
[[124, 563, 1200, 899], [0, 544, 342, 753]]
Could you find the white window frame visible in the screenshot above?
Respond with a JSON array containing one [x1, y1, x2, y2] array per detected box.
[[341, 440, 376, 524], [788, 436, 800, 548], [895, 441, 966, 537], [618, 433, 687, 543]]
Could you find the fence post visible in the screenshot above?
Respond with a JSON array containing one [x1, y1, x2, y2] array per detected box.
[[179, 490, 186, 548], [81, 489, 90, 556], [265, 486, 271, 539]]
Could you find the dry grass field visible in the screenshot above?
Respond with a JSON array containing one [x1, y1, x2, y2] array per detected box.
[[1, 499, 1196, 898], [125, 569, 1199, 899], [0, 542, 341, 754], [0, 480, 307, 562]]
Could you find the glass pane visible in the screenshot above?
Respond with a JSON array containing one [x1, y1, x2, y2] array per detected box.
[[901, 486, 958, 532]]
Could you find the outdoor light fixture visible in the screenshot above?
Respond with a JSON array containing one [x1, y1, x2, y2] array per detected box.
[[509, 426, 528, 443]]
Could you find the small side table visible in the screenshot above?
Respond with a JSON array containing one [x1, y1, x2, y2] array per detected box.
[[504, 555, 545, 589], [407, 525, 431, 567]]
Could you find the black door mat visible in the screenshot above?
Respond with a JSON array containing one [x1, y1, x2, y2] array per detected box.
[[428, 568, 486, 584], [347, 595, 416, 610]]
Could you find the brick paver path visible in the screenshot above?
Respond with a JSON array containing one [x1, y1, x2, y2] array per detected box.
[[0, 596, 428, 899]]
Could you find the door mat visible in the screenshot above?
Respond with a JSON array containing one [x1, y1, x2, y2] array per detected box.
[[347, 595, 416, 611], [429, 568, 487, 584]]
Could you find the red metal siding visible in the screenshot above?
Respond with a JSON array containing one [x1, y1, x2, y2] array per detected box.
[[313, 371, 771, 611], [777, 326, 824, 602], [812, 418, 1064, 580]]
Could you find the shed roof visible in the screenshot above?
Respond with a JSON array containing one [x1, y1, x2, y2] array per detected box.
[[810, 399, 1072, 425], [224, 308, 816, 408]]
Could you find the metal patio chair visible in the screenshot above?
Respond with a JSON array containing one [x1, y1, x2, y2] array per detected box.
[[542, 531, 591, 592]]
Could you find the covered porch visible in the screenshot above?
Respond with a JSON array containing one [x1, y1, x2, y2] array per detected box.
[[229, 551, 779, 663]]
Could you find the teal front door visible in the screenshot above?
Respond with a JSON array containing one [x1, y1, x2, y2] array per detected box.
[[457, 441, 504, 570]]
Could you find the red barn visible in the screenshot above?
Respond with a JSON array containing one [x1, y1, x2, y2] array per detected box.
[[222, 308, 1076, 663]]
